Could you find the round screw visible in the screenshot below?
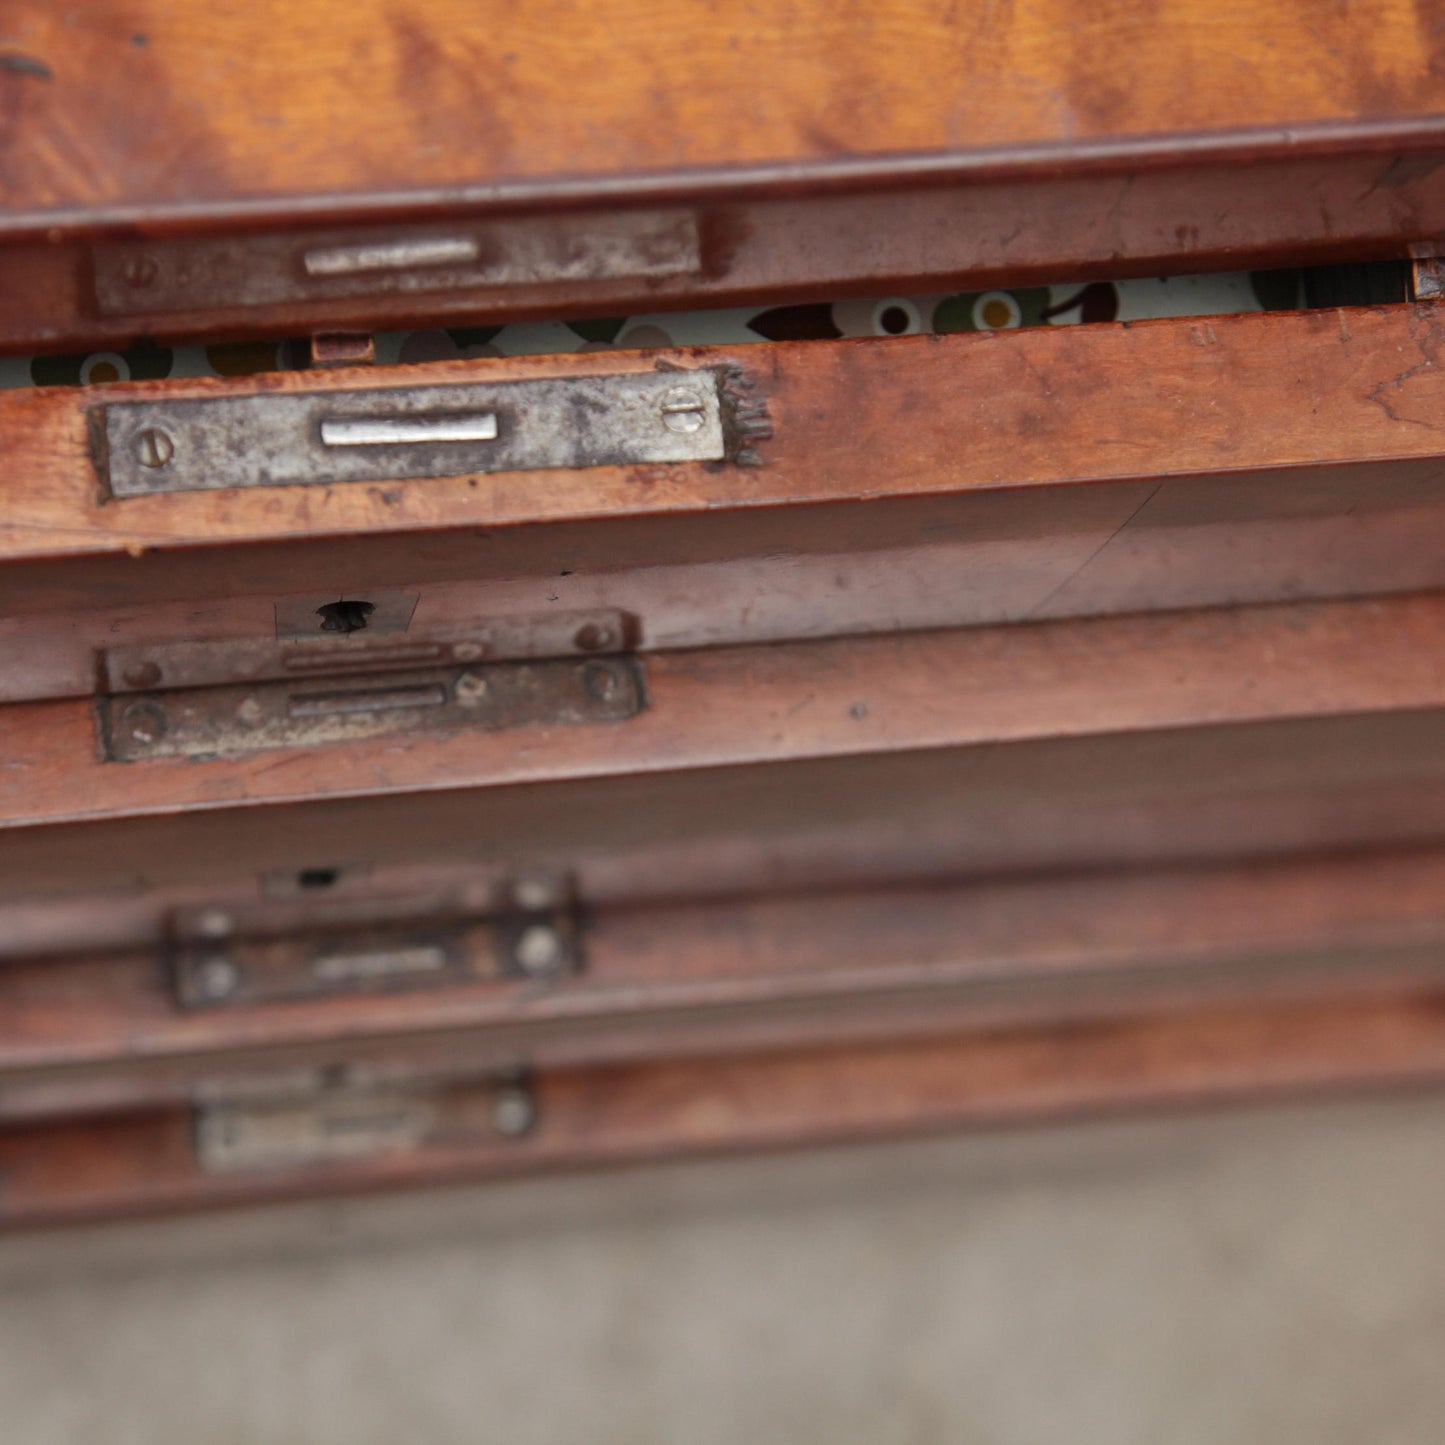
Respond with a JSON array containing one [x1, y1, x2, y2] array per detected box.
[[236, 695, 265, 726], [491, 1085, 538, 1138], [193, 954, 243, 1003], [193, 909, 235, 941], [660, 386, 706, 433], [133, 427, 175, 469], [455, 671, 489, 704], [573, 622, 617, 653], [512, 922, 567, 979], [121, 254, 159, 289], [121, 699, 168, 745], [513, 875, 564, 912], [583, 660, 624, 703], [122, 661, 163, 690], [452, 641, 487, 663]]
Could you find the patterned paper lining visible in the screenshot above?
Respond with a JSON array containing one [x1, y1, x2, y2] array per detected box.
[[1, 270, 1299, 391]]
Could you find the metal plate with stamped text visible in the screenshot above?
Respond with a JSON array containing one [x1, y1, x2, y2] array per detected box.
[[101, 370, 725, 496]]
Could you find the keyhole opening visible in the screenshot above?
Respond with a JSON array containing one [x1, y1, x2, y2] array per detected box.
[[315, 599, 375, 635]]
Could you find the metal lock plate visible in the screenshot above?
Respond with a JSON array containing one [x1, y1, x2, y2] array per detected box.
[[103, 654, 643, 761], [103, 609, 633, 694], [195, 1076, 538, 1173], [196, 1091, 439, 1172], [92, 210, 702, 314], [101, 369, 726, 496], [172, 875, 582, 1009]]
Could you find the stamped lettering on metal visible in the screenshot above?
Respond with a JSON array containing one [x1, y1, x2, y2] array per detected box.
[[101, 371, 726, 496]]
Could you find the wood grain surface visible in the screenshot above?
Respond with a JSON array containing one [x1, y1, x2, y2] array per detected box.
[[5, 1, 1444, 219], [3, 5, 1445, 346], [6, 980, 1445, 1227], [4, 306, 1445, 701], [3, 593, 1444, 829], [4, 847, 1445, 1123]]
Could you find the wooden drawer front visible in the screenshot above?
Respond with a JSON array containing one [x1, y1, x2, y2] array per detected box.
[[4, 1, 1445, 347], [2, 305, 1445, 703]]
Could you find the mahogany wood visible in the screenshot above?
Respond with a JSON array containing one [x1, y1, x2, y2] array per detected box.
[[3, 307, 1445, 702], [4, 3, 1445, 346], [6, 983, 1445, 1228], [4, 848, 1445, 1123]]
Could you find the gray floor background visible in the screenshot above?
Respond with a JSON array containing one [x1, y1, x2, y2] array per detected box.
[[2, 1092, 1443, 1444]]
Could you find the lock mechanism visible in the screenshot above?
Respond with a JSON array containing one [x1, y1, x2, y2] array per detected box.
[[171, 871, 582, 1010], [98, 367, 746, 496], [98, 608, 645, 761]]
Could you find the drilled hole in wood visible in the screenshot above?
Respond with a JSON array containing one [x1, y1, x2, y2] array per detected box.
[[314, 599, 375, 635]]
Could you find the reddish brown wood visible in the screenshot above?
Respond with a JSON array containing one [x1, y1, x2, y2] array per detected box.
[[2, 593, 1442, 834], [3, 3, 1445, 346], [3, 709, 1444, 903], [4, 307, 1445, 703], [6, 982, 1445, 1228], [4, 848, 1445, 1123]]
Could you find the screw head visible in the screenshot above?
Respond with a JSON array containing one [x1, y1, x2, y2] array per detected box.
[[512, 874, 565, 912], [121, 660, 163, 690], [660, 386, 706, 433], [455, 671, 489, 704], [236, 695, 265, 726], [573, 622, 617, 653], [133, 427, 175, 469], [512, 922, 567, 979], [193, 954, 243, 1002], [121, 699, 168, 745], [452, 641, 487, 663], [193, 909, 235, 941], [491, 1085, 537, 1138], [583, 660, 625, 703]]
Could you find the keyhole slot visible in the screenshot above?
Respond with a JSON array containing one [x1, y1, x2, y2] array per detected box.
[[315, 599, 375, 635]]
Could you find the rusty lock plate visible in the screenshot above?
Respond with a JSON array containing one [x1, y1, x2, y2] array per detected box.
[[100, 369, 726, 496], [195, 1073, 538, 1174], [103, 608, 633, 694], [93, 211, 702, 315], [172, 890, 582, 1010], [102, 655, 644, 761]]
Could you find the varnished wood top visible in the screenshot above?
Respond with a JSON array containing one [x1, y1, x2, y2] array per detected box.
[[5, 0, 1445, 230]]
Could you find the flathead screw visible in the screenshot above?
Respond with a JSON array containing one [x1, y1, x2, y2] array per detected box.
[[512, 922, 567, 979], [194, 954, 243, 1002], [133, 427, 174, 469], [513, 875, 565, 911], [660, 387, 705, 433], [583, 660, 624, 703], [194, 910, 235, 941], [573, 622, 617, 653], [121, 699, 168, 745], [491, 1085, 538, 1138]]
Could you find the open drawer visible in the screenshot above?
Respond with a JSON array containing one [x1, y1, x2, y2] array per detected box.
[[5, 2, 1445, 352], [2, 300, 1445, 702]]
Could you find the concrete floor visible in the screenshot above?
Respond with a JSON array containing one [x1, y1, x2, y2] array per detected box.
[[2, 1092, 1444, 1444]]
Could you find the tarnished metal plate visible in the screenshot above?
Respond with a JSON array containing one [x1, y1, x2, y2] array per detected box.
[[100, 371, 725, 496], [196, 1092, 440, 1172], [174, 918, 490, 1008], [172, 916, 582, 1009], [196, 1073, 538, 1173], [92, 211, 702, 315], [101, 655, 644, 761], [103, 609, 633, 693]]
